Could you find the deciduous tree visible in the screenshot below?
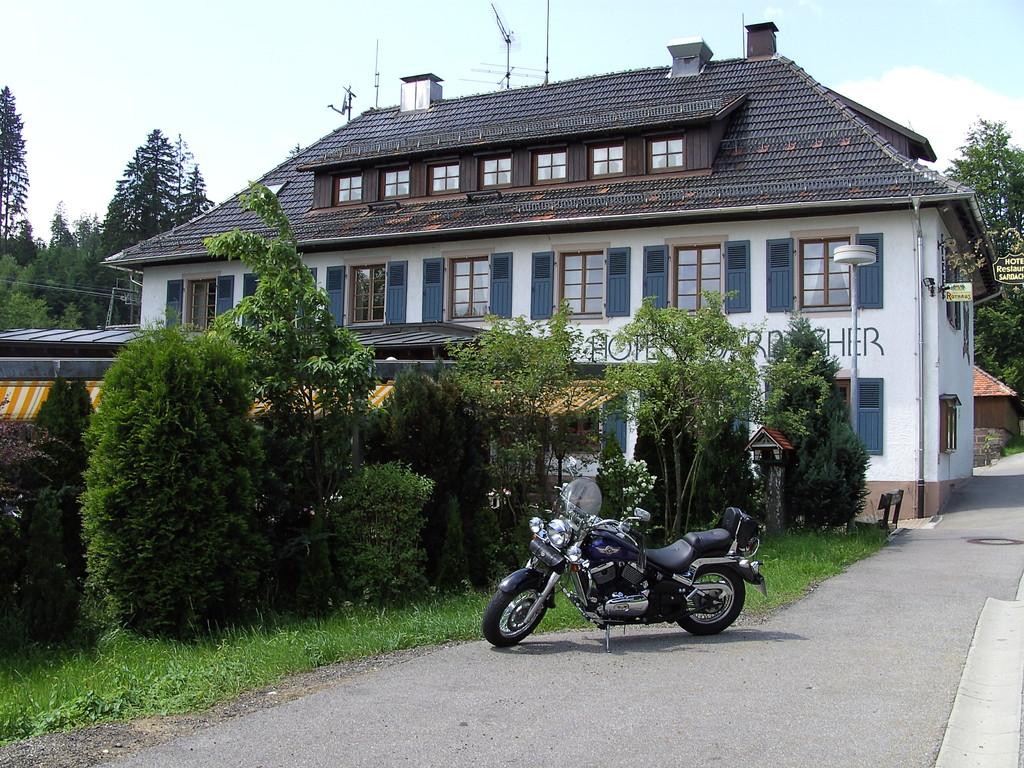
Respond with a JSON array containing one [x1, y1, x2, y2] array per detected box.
[[206, 183, 373, 611], [947, 120, 1024, 398], [606, 296, 762, 537]]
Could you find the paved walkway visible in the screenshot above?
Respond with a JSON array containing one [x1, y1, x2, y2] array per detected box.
[[107, 455, 1024, 768]]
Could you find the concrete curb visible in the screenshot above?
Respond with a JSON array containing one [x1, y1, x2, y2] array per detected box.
[[935, 598, 1024, 767]]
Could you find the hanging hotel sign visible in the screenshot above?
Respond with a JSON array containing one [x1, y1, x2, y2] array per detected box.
[[942, 282, 973, 302], [993, 254, 1024, 285]]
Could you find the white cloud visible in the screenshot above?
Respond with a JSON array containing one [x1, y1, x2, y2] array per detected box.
[[834, 67, 1024, 172]]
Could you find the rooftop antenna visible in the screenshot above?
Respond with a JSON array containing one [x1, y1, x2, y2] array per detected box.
[[491, 3, 516, 89], [544, 0, 550, 85], [327, 86, 356, 121], [374, 40, 381, 108]]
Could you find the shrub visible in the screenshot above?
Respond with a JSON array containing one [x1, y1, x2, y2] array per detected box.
[[365, 366, 492, 586], [20, 488, 78, 643], [334, 463, 433, 603], [81, 327, 266, 636]]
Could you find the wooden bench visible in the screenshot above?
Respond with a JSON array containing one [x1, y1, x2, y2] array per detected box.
[[877, 490, 904, 530]]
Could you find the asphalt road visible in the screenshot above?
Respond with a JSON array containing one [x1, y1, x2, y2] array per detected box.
[[108, 455, 1024, 768]]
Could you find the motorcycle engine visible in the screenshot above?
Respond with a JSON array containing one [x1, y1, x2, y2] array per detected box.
[[588, 561, 648, 618]]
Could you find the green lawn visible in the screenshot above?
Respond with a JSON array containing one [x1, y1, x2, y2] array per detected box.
[[0, 526, 887, 745]]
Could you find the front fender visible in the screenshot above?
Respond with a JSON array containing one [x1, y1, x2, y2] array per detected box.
[[498, 567, 546, 595]]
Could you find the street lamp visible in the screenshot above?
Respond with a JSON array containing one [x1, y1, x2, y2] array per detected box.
[[832, 244, 877, 434]]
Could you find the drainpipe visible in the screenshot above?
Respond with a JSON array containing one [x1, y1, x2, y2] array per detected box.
[[913, 196, 926, 518]]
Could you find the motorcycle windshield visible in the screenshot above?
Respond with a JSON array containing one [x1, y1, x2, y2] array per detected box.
[[560, 477, 602, 518]]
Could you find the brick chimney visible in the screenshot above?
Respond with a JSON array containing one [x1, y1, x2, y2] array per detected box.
[[745, 22, 779, 59], [400, 74, 443, 112]]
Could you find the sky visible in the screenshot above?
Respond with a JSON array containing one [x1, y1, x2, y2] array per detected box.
[[3, 0, 1024, 240]]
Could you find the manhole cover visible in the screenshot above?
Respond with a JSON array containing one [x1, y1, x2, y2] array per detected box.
[[966, 538, 1024, 546]]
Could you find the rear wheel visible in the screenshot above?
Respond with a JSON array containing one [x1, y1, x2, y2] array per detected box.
[[677, 568, 745, 635], [482, 584, 546, 647]]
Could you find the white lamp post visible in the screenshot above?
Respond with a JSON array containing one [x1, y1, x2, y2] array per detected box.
[[832, 244, 877, 434]]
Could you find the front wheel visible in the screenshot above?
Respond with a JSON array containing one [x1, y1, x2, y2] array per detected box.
[[483, 584, 547, 647], [677, 567, 745, 636]]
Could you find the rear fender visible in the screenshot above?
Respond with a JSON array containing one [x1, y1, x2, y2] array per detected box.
[[692, 556, 768, 597]]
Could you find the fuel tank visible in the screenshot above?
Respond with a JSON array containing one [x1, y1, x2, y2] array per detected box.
[[584, 530, 641, 564]]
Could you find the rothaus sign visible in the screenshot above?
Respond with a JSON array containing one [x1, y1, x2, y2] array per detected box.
[[584, 325, 885, 364]]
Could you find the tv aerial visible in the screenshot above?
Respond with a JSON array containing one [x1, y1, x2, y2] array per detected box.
[[467, 4, 543, 90], [328, 85, 356, 121]]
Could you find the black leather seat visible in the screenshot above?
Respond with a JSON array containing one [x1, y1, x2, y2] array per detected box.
[[682, 528, 732, 554], [645, 540, 696, 573]]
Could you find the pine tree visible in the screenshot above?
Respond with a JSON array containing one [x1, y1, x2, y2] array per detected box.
[[0, 86, 29, 246], [768, 316, 869, 529], [102, 130, 212, 256]]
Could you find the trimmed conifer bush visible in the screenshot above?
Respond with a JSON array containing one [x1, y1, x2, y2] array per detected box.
[[334, 462, 432, 603], [81, 327, 265, 637]]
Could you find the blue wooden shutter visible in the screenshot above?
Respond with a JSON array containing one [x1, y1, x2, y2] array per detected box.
[[603, 400, 627, 452], [490, 252, 512, 318], [642, 245, 668, 309], [857, 378, 884, 455], [531, 251, 554, 319], [242, 273, 258, 297], [766, 238, 794, 312], [215, 275, 234, 316], [386, 261, 408, 324], [606, 247, 631, 317], [422, 258, 444, 322], [166, 279, 183, 326], [326, 266, 345, 326], [856, 233, 884, 309], [723, 240, 751, 313]]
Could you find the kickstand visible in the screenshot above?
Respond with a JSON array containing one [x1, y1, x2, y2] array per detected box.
[[605, 625, 611, 653]]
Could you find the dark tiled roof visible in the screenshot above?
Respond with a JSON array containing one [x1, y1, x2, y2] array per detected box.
[[107, 55, 977, 267]]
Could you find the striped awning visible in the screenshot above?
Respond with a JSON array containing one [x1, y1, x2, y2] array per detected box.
[[367, 380, 613, 414], [0, 381, 103, 421]]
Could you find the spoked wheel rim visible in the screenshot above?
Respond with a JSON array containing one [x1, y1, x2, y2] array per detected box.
[[689, 573, 735, 624], [500, 591, 540, 637]]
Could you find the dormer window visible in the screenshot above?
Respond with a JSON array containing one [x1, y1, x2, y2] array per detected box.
[[590, 143, 624, 178], [649, 137, 684, 171], [334, 173, 363, 204], [382, 168, 411, 199], [534, 149, 567, 183], [430, 163, 460, 194], [481, 155, 512, 188]]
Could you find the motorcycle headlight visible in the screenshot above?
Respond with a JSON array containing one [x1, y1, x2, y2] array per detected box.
[[566, 545, 582, 563], [547, 519, 571, 548], [529, 517, 544, 535]]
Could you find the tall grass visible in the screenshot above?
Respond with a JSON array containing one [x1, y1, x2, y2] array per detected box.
[[0, 527, 886, 745], [1003, 434, 1024, 456]]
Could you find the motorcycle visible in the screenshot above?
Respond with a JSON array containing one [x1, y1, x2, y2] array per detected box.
[[482, 477, 766, 650]]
